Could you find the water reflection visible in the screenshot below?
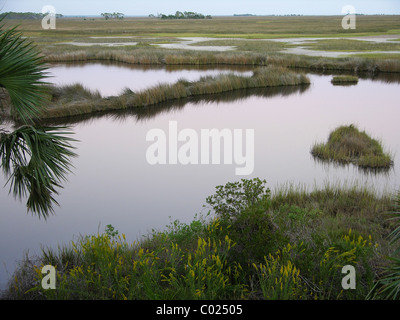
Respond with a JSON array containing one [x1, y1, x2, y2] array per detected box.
[[312, 156, 394, 177], [39, 85, 311, 126], [331, 82, 358, 87], [307, 69, 400, 85], [4, 70, 311, 220], [52, 61, 254, 73]]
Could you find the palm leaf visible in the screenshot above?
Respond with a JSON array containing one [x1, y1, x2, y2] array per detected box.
[[0, 126, 77, 218], [368, 257, 400, 300], [388, 192, 400, 249], [367, 191, 400, 300], [0, 17, 49, 123]]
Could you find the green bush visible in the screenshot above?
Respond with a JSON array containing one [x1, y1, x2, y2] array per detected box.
[[205, 178, 270, 219]]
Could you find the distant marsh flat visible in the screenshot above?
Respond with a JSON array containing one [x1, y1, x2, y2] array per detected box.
[[6, 15, 400, 58]]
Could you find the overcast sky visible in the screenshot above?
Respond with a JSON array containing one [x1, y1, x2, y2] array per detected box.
[[1, 0, 399, 16]]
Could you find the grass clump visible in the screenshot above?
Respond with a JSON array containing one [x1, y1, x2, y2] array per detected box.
[[3, 178, 396, 300], [331, 75, 359, 85], [311, 124, 393, 170], [48, 83, 102, 102]]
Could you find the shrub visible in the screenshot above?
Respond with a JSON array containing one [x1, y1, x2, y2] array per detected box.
[[205, 177, 270, 220], [205, 178, 284, 267]]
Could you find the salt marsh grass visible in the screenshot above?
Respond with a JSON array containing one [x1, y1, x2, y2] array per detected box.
[[41, 47, 400, 74], [331, 75, 359, 84], [49, 83, 101, 103], [300, 39, 400, 52], [311, 124, 393, 170], [37, 66, 309, 119]]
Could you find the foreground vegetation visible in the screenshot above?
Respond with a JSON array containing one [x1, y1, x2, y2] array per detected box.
[[2, 178, 399, 300], [311, 124, 393, 170]]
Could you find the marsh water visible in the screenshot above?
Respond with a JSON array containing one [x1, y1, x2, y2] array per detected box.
[[1, 63, 399, 290]]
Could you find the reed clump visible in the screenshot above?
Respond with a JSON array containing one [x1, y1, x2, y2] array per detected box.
[[48, 83, 101, 103], [311, 124, 393, 170]]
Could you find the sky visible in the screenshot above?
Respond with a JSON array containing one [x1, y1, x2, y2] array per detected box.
[[1, 0, 399, 16]]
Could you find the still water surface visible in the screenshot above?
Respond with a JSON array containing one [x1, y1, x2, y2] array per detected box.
[[0, 63, 399, 289]]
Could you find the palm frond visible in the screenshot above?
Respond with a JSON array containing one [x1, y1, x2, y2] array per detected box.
[[0, 17, 49, 123], [0, 126, 77, 218], [367, 191, 400, 300], [368, 257, 400, 300], [388, 192, 400, 249]]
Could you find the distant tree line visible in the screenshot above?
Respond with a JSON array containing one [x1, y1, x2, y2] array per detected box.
[[150, 11, 212, 19], [0, 12, 63, 19], [101, 12, 125, 20]]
